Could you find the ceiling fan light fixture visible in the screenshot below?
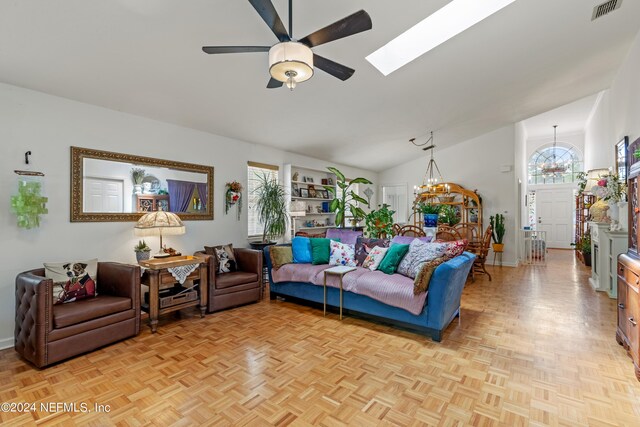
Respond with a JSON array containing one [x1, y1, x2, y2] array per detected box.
[[269, 42, 314, 86]]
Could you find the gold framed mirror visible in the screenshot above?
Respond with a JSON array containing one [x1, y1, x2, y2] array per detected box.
[[70, 146, 214, 222]]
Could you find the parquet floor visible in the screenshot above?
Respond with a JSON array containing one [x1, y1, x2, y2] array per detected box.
[[2, 250, 640, 426]]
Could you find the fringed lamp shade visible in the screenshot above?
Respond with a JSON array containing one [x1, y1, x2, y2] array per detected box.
[[134, 208, 185, 255]]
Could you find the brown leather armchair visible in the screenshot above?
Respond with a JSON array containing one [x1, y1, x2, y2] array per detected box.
[[195, 248, 262, 313], [15, 262, 140, 368]]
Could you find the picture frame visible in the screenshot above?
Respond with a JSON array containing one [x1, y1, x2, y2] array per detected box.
[[292, 183, 299, 197], [320, 190, 329, 199], [327, 178, 334, 185], [300, 188, 309, 198], [306, 177, 314, 183], [321, 178, 328, 185], [616, 136, 629, 182], [308, 185, 317, 198]]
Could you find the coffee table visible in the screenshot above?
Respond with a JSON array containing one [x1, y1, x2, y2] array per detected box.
[[323, 266, 357, 320]]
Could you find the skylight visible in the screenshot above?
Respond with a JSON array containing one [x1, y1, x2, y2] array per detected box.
[[366, 0, 518, 76]]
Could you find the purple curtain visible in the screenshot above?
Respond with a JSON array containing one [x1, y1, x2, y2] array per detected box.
[[196, 183, 208, 209], [167, 179, 195, 212]]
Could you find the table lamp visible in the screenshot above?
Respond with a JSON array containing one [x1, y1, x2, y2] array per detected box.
[[134, 207, 186, 257]]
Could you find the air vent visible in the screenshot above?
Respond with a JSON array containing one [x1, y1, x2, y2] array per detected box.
[[592, 0, 623, 21]]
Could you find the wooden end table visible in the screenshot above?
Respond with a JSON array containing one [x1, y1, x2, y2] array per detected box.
[[140, 256, 208, 333], [323, 266, 356, 320]]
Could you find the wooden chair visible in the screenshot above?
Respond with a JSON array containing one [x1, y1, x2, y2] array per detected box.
[[471, 225, 493, 281], [436, 225, 462, 242], [398, 225, 426, 237], [454, 222, 479, 242], [391, 223, 402, 236]]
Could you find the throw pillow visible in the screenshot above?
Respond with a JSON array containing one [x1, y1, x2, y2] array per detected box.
[[377, 244, 410, 275], [413, 256, 448, 295], [390, 235, 433, 246], [44, 258, 98, 304], [442, 239, 468, 258], [310, 238, 340, 265], [362, 246, 389, 271], [354, 237, 390, 266], [329, 240, 356, 267], [397, 240, 448, 279], [292, 237, 312, 263], [205, 244, 236, 274], [270, 246, 293, 270]]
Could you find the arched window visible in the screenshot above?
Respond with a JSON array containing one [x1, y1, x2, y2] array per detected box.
[[528, 144, 582, 185]]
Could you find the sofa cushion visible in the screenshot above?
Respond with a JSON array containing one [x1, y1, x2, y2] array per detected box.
[[397, 240, 448, 279], [270, 246, 293, 270], [310, 238, 339, 265], [44, 259, 98, 305], [292, 237, 312, 263], [329, 240, 356, 267], [271, 263, 333, 284], [326, 229, 363, 246], [391, 236, 433, 246], [352, 270, 428, 315], [354, 237, 390, 266], [53, 295, 131, 329], [216, 272, 259, 289], [378, 244, 410, 274]]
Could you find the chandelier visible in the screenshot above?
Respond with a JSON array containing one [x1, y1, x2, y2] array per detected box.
[[411, 131, 447, 194], [540, 125, 570, 177]]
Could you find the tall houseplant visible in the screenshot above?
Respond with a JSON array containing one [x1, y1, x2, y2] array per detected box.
[[364, 204, 396, 238], [252, 172, 289, 244], [325, 167, 372, 228], [490, 213, 506, 252]]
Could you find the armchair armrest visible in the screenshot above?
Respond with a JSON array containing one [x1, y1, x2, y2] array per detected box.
[[194, 251, 216, 288], [234, 248, 262, 275], [96, 262, 140, 307], [15, 270, 53, 368]]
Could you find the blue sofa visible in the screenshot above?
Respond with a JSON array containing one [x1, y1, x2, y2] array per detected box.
[[265, 247, 475, 341]]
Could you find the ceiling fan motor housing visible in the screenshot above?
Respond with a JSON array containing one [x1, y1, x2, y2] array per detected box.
[[269, 42, 314, 83]]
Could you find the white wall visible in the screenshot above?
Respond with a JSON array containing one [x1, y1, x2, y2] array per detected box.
[[0, 83, 377, 348], [378, 125, 518, 267], [585, 29, 640, 170]]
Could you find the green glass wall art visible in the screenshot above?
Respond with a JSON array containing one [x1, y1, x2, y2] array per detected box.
[[11, 180, 49, 229]]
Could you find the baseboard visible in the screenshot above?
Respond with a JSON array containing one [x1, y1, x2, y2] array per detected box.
[[488, 261, 518, 268], [0, 337, 14, 350]]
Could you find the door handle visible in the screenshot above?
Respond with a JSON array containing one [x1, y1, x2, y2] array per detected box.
[[630, 317, 637, 327], [619, 303, 625, 309]]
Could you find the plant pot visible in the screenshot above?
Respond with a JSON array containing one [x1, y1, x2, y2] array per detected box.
[[133, 184, 143, 194], [135, 250, 151, 263], [227, 191, 241, 205], [492, 243, 504, 253], [582, 251, 592, 267], [423, 213, 439, 228]]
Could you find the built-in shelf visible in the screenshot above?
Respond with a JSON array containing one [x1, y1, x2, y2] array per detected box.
[[303, 213, 332, 216], [299, 226, 337, 230], [291, 197, 332, 201]]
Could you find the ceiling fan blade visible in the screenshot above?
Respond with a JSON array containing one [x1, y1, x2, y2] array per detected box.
[[248, 0, 290, 42], [202, 46, 270, 54], [314, 54, 355, 81], [299, 10, 372, 48], [267, 77, 283, 88]]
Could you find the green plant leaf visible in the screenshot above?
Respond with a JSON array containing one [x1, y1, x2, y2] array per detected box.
[[327, 167, 345, 182], [350, 177, 373, 185], [350, 192, 368, 205], [329, 198, 339, 212], [335, 211, 344, 228], [324, 186, 336, 194]]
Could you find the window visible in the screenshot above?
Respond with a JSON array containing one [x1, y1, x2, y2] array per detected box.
[[247, 162, 279, 237], [528, 144, 582, 185]]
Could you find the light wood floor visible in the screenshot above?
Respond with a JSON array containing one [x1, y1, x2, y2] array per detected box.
[[2, 250, 640, 426]]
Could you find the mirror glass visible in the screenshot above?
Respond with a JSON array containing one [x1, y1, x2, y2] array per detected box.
[[71, 147, 213, 222]]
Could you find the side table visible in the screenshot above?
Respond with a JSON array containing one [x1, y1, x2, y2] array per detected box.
[[140, 256, 208, 333], [323, 266, 356, 320]]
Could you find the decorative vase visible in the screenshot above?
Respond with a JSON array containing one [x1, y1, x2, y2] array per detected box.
[[617, 201, 628, 231], [135, 250, 151, 263], [227, 191, 240, 205], [492, 243, 504, 252], [143, 182, 152, 194], [133, 184, 143, 194], [423, 213, 439, 227]]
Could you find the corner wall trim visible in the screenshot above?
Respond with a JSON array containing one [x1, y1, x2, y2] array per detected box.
[[0, 337, 14, 351]]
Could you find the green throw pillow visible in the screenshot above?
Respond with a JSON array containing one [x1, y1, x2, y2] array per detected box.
[[310, 238, 340, 265], [378, 244, 410, 274]]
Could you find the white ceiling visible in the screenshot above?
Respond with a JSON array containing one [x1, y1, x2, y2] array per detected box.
[[1, 0, 639, 172], [522, 92, 601, 139]]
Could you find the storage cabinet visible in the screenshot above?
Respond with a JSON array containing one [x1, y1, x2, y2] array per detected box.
[[617, 254, 640, 380], [136, 194, 169, 212], [575, 194, 595, 263]]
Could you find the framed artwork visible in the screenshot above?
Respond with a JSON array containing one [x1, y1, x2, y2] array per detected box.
[[327, 178, 334, 185], [306, 177, 314, 183], [300, 188, 309, 198], [616, 136, 629, 182], [308, 185, 317, 198], [320, 190, 329, 199], [292, 183, 299, 197], [321, 178, 328, 185]]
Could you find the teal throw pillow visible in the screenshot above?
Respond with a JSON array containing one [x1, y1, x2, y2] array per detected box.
[[310, 238, 340, 265], [378, 244, 410, 274]]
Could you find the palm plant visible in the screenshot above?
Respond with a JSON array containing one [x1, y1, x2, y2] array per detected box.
[[325, 167, 372, 228], [253, 172, 289, 243]]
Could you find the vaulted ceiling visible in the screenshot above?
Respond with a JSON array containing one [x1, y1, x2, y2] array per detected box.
[[1, 0, 639, 171]]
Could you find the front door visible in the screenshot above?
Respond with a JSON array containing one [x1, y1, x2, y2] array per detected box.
[[536, 188, 573, 248], [84, 177, 124, 213]]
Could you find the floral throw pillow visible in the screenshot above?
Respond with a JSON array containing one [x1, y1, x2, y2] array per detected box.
[[442, 239, 468, 258], [362, 246, 389, 271], [354, 237, 390, 266], [44, 259, 98, 304], [396, 240, 448, 279], [329, 240, 356, 267]]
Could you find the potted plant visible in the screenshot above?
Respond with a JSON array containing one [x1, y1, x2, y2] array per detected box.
[[225, 181, 243, 220], [580, 233, 592, 266], [364, 204, 396, 238], [134, 240, 151, 263], [325, 167, 372, 228], [439, 205, 460, 226], [418, 202, 441, 227], [490, 213, 505, 252], [131, 167, 145, 194], [249, 172, 289, 250]]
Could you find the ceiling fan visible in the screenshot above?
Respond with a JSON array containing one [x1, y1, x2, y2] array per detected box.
[[202, 0, 372, 90]]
